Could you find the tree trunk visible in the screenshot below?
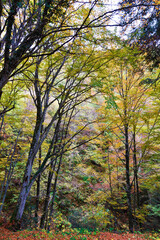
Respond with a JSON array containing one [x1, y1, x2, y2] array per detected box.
[[40, 161, 56, 229], [107, 150, 113, 197], [35, 146, 42, 225], [15, 162, 33, 221], [0, 71, 10, 102], [14, 134, 41, 222], [133, 131, 140, 209], [47, 154, 63, 231], [0, 133, 20, 214], [124, 124, 133, 233], [14, 77, 43, 223]]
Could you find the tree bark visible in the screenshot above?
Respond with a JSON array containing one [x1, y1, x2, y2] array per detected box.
[[133, 130, 140, 209], [35, 146, 42, 225], [124, 124, 133, 233], [47, 154, 63, 231], [15, 111, 43, 222], [40, 161, 56, 229], [107, 150, 113, 197]]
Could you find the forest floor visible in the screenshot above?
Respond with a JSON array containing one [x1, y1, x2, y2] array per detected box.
[[0, 226, 160, 240]]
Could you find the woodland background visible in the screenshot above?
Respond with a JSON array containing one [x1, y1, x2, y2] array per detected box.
[[0, 0, 160, 236]]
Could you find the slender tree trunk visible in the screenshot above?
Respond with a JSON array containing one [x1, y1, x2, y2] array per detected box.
[[133, 176, 136, 215], [47, 154, 63, 231], [133, 130, 140, 209], [40, 113, 63, 229], [133, 129, 141, 230], [124, 124, 133, 233], [107, 150, 113, 197], [0, 114, 4, 132], [40, 161, 56, 229], [35, 146, 42, 225], [0, 160, 17, 213], [133, 130, 136, 215], [0, 179, 10, 213], [0, 132, 20, 213]]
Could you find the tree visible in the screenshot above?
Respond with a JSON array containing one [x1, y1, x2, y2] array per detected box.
[[0, 83, 30, 214], [93, 43, 160, 232], [1, 0, 124, 227], [0, 0, 126, 117], [0, 0, 67, 94], [10, 32, 107, 227]]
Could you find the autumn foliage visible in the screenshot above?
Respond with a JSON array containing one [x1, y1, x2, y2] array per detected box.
[[0, 226, 159, 240], [0, 0, 160, 237]]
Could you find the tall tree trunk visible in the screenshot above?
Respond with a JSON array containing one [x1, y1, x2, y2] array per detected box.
[[15, 161, 33, 221], [15, 125, 42, 223], [133, 130, 140, 209], [133, 129, 141, 230], [40, 161, 56, 229], [14, 72, 43, 224], [107, 150, 113, 197], [124, 124, 133, 233], [35, 146, 42, 225], [40, 114, 62, 229], [47, 154, 63, 231], [0, 132, 20, 214]]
